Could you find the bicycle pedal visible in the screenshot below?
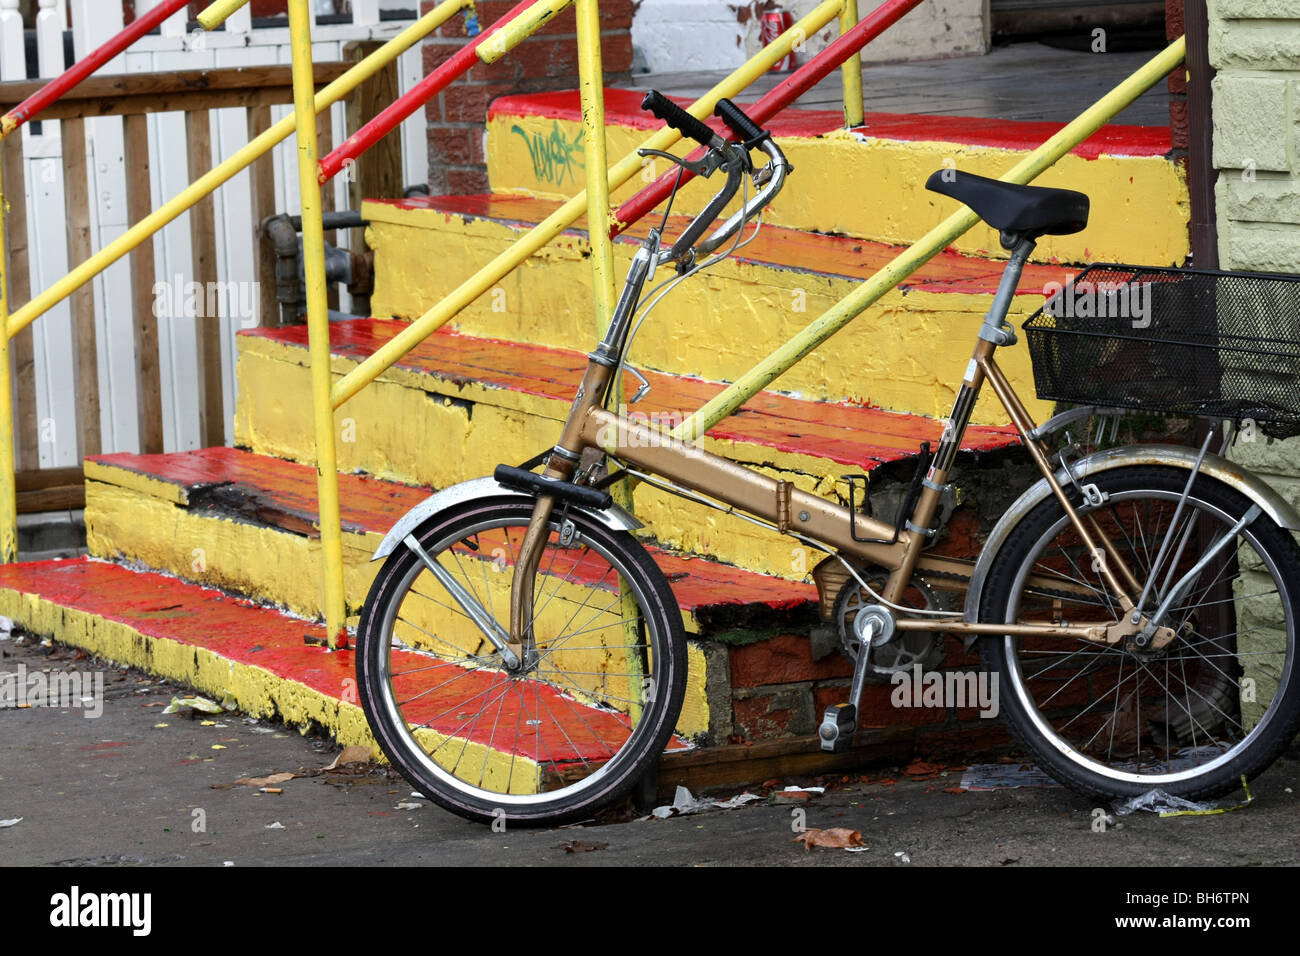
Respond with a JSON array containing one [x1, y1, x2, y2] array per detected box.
[[818, 703, 857, 753]]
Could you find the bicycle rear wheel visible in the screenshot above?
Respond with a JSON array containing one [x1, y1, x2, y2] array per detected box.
[[979, 465, 1300, 801], [356, 496, 687, 826]]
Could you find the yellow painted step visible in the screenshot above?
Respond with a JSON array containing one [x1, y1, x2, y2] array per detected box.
[[486, 90, 1189, 267], [231, 320, 1021, 578], [363, 193, 1059, 425]]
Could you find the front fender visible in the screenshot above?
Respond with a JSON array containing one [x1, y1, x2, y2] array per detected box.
[[961, 444, 1300, 644], [371, 476, 643, 562]]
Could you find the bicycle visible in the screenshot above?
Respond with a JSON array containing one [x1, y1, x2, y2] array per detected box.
[[354, 93, 1300, 826]]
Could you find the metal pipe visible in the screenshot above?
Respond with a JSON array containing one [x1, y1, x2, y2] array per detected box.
[[198, 0, 253, 31], [671, 35, 1188, 443], [477, 0, 572, 64], [289, 0, 347, 648], [330, 0, 846, 411], [0, 0, 192, 140], [839, 0, 865, 127], [319, 0, 526, 184], [5, 0, 471, 340], [0, 154, 15, 561]]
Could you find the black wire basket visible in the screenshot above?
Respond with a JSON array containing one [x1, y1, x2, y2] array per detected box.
[[1023, 264, 1300, 438]]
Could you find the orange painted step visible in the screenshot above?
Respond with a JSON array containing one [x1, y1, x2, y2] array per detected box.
[[366, 193, 1075, 296], [0, 557, 681, 765], [89, 446, 817, 629], [243, 320, 1020, 471]]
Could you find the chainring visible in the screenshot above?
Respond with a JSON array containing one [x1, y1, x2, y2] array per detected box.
[[832, 570, 947, 683]]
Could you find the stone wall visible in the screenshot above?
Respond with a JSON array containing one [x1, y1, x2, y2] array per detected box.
[[1211, 0, 1300, 273]]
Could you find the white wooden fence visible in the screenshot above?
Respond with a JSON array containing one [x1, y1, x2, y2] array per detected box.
[[0, 0, 428, 468]]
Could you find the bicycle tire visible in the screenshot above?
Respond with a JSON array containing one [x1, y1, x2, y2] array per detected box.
[[356, 495, 688, 826], [978, 465, 1300, 801]]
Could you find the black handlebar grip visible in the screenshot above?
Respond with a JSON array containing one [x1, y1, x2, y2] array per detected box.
[[641, 90, 718, 149], [714, 98, 767, 144]]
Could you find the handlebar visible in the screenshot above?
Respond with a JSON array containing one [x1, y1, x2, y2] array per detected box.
[[641, 91, 723, 152], [638, 91, 789, 267]]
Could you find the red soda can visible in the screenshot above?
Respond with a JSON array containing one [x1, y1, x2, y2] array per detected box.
[[760, 10, 797, 72]]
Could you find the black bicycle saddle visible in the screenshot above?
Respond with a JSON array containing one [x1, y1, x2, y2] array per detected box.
[[925, 169, 1090, 238]]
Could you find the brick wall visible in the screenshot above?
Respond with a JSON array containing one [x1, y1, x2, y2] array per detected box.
[[420, 0, 634, 195]]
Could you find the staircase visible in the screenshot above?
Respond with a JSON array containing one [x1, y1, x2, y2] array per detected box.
[[0, 85, 1190, 788]]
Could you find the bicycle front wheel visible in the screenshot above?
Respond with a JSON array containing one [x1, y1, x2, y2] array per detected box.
[[979, 465, 1300, 801], [356, 496, 688, 826]]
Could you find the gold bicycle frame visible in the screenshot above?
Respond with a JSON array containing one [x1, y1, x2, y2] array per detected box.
[[508, 239, 1173, 649]]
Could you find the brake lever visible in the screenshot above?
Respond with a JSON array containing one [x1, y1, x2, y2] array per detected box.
[[637, 147, 724, 179]]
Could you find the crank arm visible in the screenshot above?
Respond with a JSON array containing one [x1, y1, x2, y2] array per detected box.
[[403, 534, 521, 670]]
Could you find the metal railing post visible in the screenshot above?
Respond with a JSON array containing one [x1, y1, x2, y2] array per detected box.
[[574, 0, 642, 717], [287, 0, 347, 648], [0, 151, 16, 562], [839, 0, 864, 127]]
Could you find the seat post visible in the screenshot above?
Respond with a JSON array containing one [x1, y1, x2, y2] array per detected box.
[[978, 234, 1037, 348]]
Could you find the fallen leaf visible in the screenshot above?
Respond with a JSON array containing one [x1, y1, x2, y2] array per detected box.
[[943, 787, 966, 794], [557, 840, 608, 853], [234, 772, 296, 788], [792, 828, 866, 850], [324, 745, 373, 771], [903, 760, 945, 778]]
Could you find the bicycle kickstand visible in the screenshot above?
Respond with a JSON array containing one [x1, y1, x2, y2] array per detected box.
[[817, 619, 880, 753]]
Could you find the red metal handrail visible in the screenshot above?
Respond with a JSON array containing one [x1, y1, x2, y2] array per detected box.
[[612, 0, 923, 235], [317, 0, 535, 183], [0, 0, 192, 136]]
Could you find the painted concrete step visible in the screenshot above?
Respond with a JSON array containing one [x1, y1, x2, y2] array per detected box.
[[0, 556, 987, 781], [363, 193, 1061, 423], [233, 320, 1020, 576], [84, 446, 822, 739], [487, 89, 1189, 266], [0, 557, 688, 786], [85, 445, 817, 630]]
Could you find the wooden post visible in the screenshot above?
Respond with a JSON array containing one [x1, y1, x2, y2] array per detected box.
[[61, 116, 102, 458], [246, 104, 280, 328], [344, 38, 402, 254], [123, 113, 164, 454], [185, 109, 225, 448], [0, 138, 38, 470]]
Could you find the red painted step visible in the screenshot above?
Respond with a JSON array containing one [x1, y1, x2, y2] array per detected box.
[[90, 446, 817, 627], [491, 88, 1174, 161], [366, 192, 1075, 296], [0, 557, 684, 770], [243, 320, 1021, 470]]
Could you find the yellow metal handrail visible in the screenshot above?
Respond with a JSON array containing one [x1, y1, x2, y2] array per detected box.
[[328, 0, 847, 412], [0, 0, 477, 569]]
